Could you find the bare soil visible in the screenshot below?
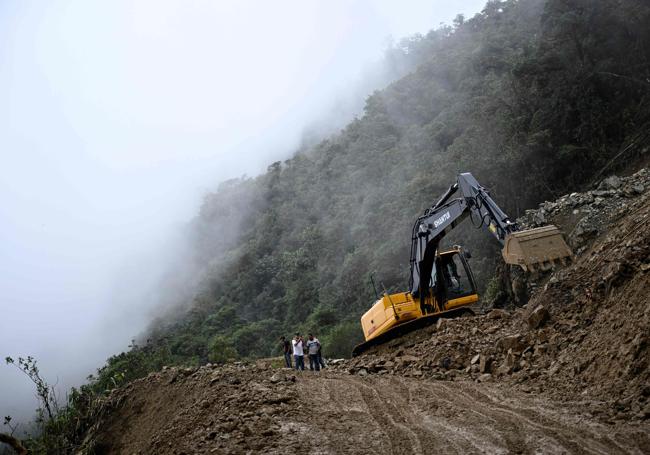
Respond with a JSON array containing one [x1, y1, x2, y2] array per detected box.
[[81, 365, 649, 455]]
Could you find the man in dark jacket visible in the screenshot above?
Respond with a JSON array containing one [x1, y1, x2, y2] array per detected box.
[[279, 336, 292, 368], [306, 334, 321, 372]]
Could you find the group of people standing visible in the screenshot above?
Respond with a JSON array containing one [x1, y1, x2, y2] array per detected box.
[[280, 333, 326, 371]]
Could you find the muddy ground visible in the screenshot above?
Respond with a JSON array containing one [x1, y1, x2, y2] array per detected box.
[[82, 365, 649, 455]]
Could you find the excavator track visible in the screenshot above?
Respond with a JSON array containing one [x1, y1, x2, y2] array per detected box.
[[351, 307, 475, 357]]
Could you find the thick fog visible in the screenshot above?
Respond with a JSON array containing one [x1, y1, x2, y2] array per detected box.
[[0, 0, 485, 424]]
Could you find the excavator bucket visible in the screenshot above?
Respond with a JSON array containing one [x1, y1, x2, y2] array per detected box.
[[502, 225, 573, 272]]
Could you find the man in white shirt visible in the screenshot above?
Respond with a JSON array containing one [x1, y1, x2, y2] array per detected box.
[[292, 333, 304, 371]]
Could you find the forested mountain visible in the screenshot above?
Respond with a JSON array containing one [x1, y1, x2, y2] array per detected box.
[[99, 0, 650, 384]]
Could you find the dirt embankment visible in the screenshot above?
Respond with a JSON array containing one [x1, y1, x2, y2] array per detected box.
[[80, 170, 650, 454]]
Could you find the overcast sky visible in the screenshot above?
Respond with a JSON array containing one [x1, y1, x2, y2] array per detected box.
[[0, 0, 486, 423]]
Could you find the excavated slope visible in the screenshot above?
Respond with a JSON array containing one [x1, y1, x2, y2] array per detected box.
[[81, 170, 650, 454], [344, 168, 650, 422]]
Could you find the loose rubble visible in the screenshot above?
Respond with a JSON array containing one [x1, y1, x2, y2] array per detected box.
[[335, 169, 650, 422]]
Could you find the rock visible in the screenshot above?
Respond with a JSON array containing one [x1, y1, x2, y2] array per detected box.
[[357, 368, 368, 377], [400, 355, 420, 364], [488, 309, 508, 320], [527, 305, 550, 329], [479, 355, 492, 374], [269, 373, 281, 384], [477, 373, 492, 383], [470, 354, 480, 365], [436, 318, 447, 330], [533, 344, 548, 357], [182, 367, 195, 376], [599, 175, 621, 190], [496, 350, 517, 375], [497, 334, 525, 353]]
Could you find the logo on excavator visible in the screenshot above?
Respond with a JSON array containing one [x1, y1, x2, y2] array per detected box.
[[433, 211, 451, 228]]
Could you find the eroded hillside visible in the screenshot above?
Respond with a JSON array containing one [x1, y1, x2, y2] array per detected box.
[[79, 170, 650, 454]]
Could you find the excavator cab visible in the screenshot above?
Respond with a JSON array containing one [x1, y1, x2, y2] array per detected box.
[[438, 248, 478, 304], [419, 246, 479, 314]]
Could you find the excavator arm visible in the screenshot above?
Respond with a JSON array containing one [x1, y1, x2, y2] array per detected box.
[[409, 173, 571, 300]]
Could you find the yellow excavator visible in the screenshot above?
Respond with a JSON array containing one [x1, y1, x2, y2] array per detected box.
[[352, 173, 572, 356]]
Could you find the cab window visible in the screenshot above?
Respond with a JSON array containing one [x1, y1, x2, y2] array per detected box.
[[441, 253, 474, 298]]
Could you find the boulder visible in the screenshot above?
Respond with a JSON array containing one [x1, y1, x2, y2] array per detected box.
[[496, 350, 517, 376], [497, 334, 525, 353], [488, 309, 508, 320], [599, 175, 621, 190], [527, 305, 550, 329]]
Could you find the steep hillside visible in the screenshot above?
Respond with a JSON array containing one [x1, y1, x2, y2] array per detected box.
[[78, 170, 650, 455], [8, 1, 650, 452], [131, 0, 650, 370], [26, 0, 650, 447]]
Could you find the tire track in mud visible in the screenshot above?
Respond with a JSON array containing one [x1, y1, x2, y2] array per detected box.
[[292, 374, 649, 455], [434, 383, 634, 454], [88, 365, 650, 455]]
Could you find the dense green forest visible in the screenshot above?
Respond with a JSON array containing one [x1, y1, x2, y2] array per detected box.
[[10, 0, 650, 450], [142, 0, 649, 362], [148, 0, 650, 362]]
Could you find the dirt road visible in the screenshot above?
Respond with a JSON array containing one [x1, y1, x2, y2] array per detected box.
[[282, 374, 648, 455], [85, 366, 649, 455]]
